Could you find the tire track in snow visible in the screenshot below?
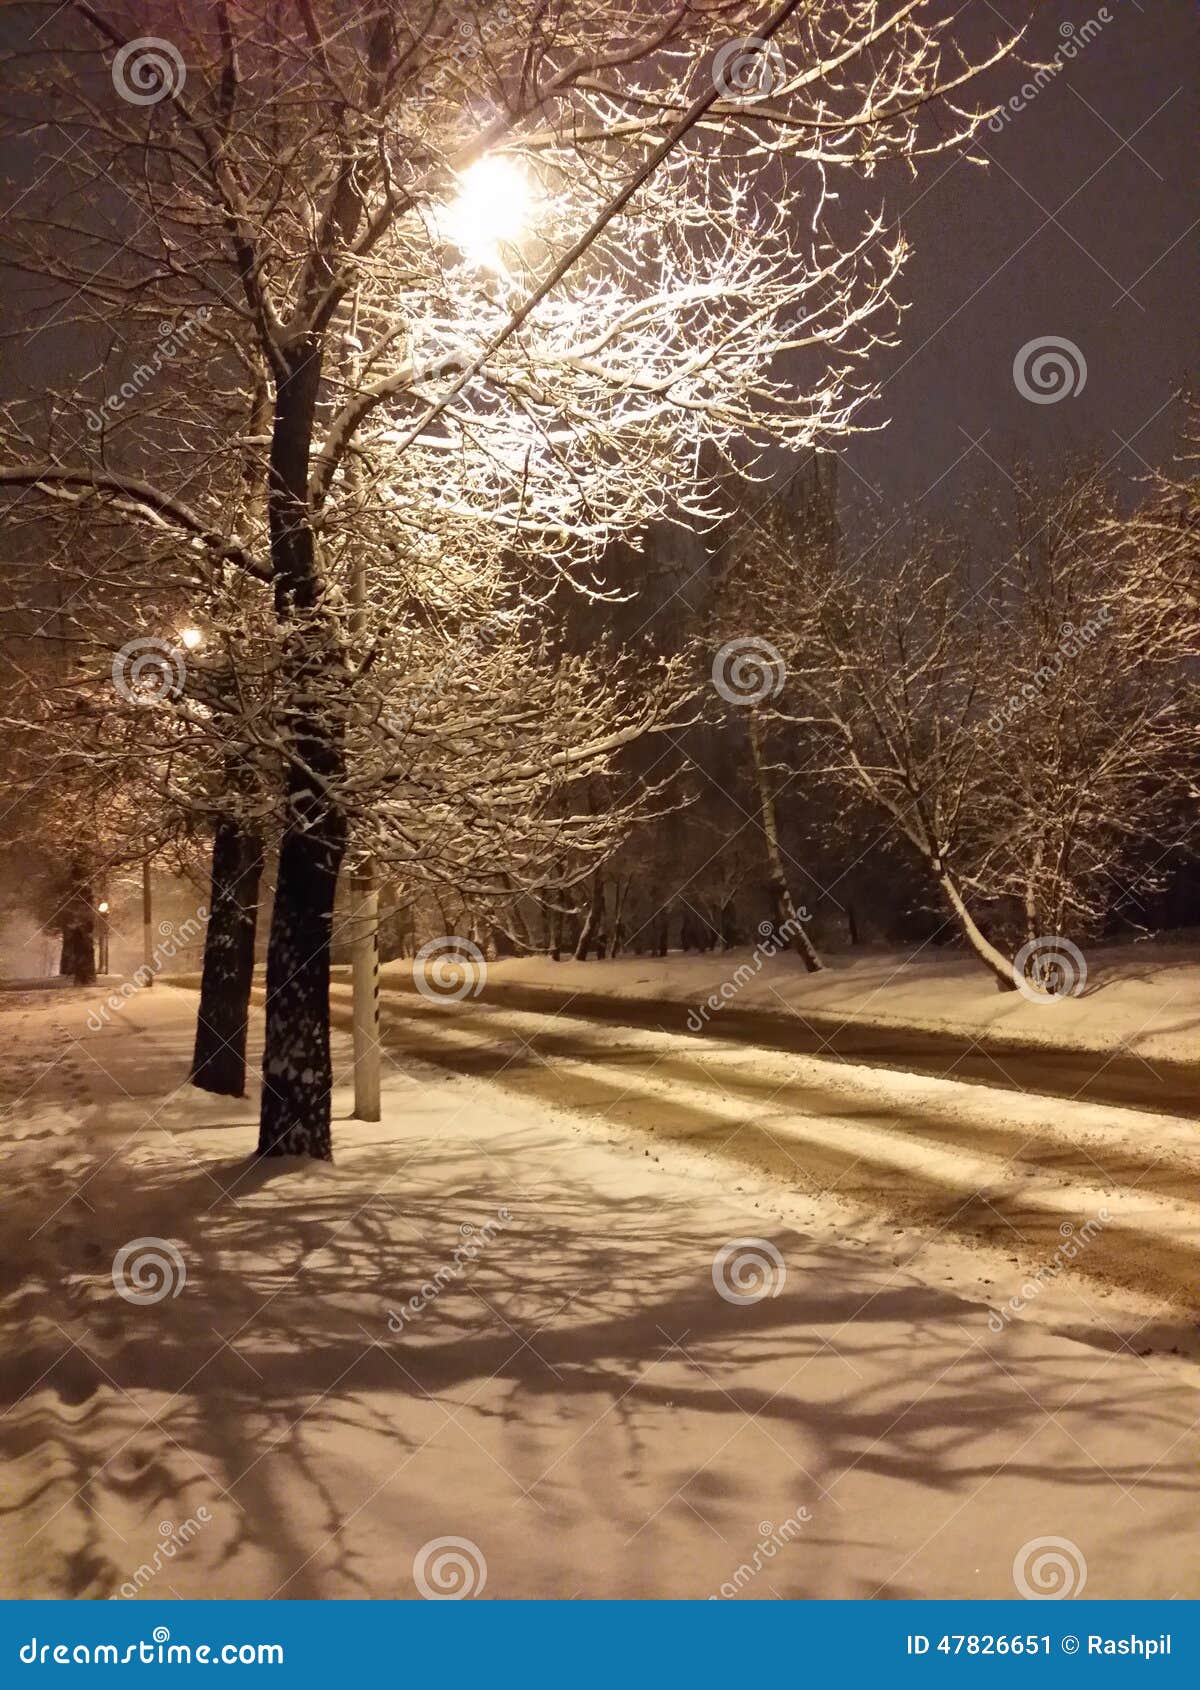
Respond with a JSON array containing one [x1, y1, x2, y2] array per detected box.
[[320, 984, 1200, 1317]]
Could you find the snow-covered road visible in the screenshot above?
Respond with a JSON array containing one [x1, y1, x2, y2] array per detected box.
[[376, 964, 1200, 1117], [1, 982, 1197, 1600], [342, 980, 1200, 1332]]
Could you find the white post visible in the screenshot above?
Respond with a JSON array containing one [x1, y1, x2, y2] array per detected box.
[[349, 860, 381, 1120], [142, 860, 154, 987], [343, 293, 382, 1119]]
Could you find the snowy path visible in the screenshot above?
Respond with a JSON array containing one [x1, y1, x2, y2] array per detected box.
[[1, 983, 1197, 1600]]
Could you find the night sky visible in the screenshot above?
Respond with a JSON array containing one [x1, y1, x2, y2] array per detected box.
[[842, 0, 1197, 513], [0, 2, 1193, 516]]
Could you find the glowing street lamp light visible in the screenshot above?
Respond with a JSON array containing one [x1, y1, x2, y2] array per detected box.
[[440, 156, 535, 270], [179, 625, 203, 650]]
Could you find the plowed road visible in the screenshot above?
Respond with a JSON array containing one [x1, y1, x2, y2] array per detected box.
[[294, 975, 1200, 1328]]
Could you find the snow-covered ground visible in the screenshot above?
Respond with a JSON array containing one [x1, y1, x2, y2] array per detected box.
[[469, 940, 1200, 1065], [1, 982, 1197, 1601], [343, 982, 1200, 1328]]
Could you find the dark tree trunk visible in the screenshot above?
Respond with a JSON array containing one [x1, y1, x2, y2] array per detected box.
[[573, 876, 604, 961], [498, 882, 534, 954], [655, 907, 670, 957], [258, 818, 345, 1158], [746, 709, 824, 973], [60, 863, 96, 985], [934, 867, 1018, 992], [256, 334, 348, 1161], [191, 816, 264, 1097], [605, 879, 628, 957]]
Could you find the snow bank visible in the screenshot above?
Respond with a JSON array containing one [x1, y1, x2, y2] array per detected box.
[[466, 940, 1200, 1064]]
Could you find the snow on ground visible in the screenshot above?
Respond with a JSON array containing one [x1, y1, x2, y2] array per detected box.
[[1, 982, 1198, 1601], [470, 939, 1200, 1064], [337, 984, 1200, 1331]]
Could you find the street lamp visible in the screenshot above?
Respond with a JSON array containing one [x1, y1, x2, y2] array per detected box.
[[97, 900, 109, 974], [179, 625, 203, 650], [441, 156, 535, 269]]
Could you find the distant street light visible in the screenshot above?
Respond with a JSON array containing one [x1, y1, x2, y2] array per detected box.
[[179, 625, 203, 650]]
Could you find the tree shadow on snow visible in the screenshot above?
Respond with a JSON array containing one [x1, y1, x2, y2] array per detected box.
[[1, 1124, 1195, 1600]]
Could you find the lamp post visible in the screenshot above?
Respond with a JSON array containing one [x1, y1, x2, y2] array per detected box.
[[342, 163, 537, 1122], [348, 545, 382, 1121], [343, 301, 381, 1121], [97, 899, 109, 974], [142, 860, 153, 986]]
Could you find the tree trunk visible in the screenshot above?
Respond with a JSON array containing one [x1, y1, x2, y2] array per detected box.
[[747, 709, 824, 973], [1022, 838, 1046, 945], [190, 816, 264, 1097], [935, 868, 1018, 991], [258, 814, 346, 1159], [60, 862, 96, 985], [496, 877, 533, 955], [256, 334, 348, 1160], [605, 878, 629, 957], [573, 876, 604, 960]]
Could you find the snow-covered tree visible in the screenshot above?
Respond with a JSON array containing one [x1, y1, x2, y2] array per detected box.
[[0, 0, 1019, 1155], [728, 498, 1020, 986], [973, 467, 1182, 947], [707, 457, 844, 972]]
